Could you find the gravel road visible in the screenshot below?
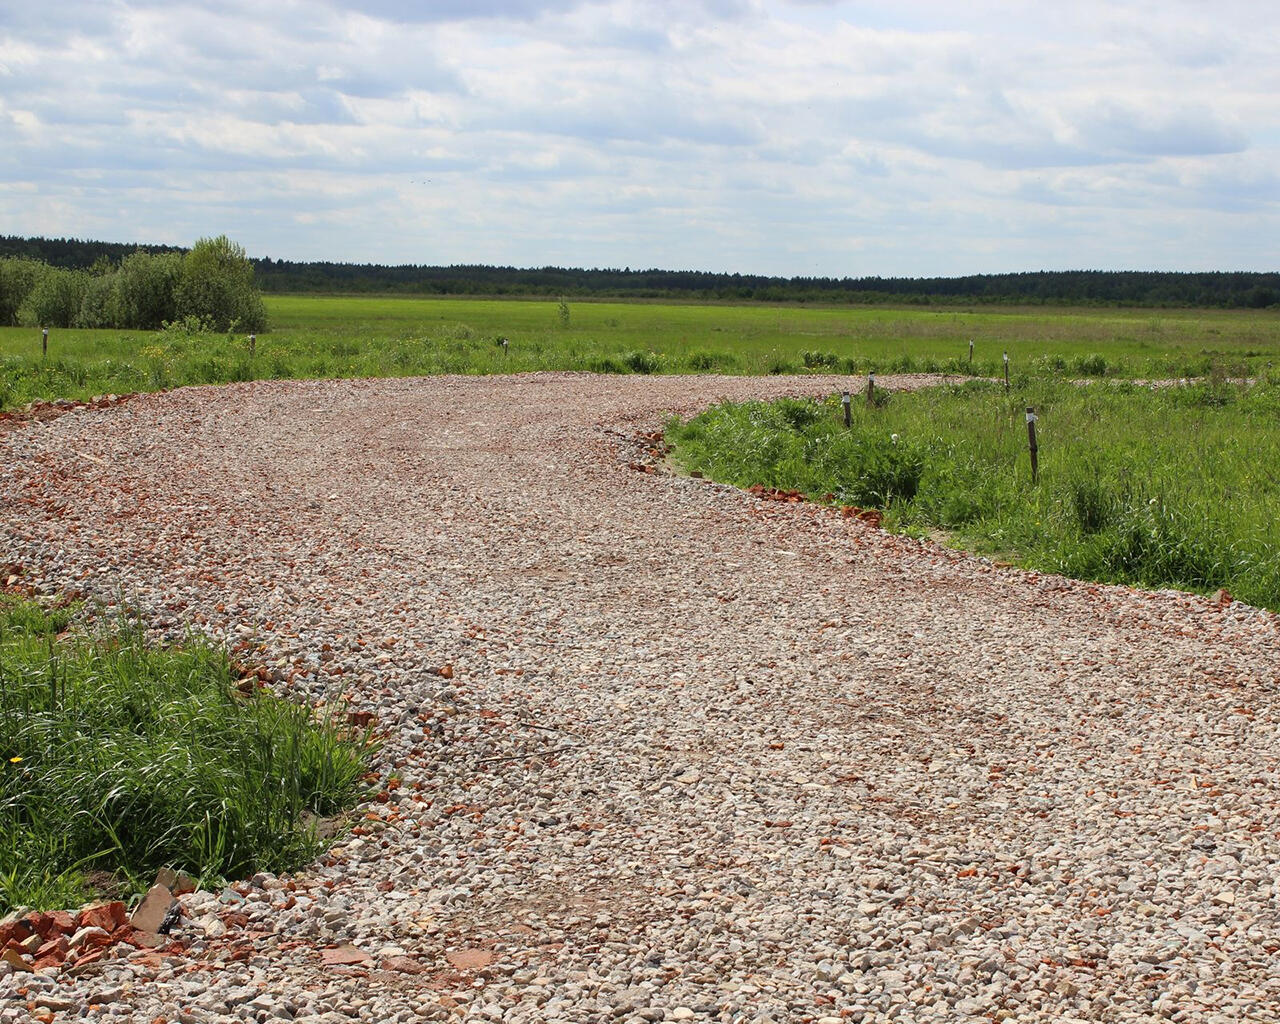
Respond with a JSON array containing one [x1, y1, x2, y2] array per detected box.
[[2, 373, 1278, 1024]]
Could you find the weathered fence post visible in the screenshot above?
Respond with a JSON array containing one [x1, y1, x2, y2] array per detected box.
[[841, 391, 851, 428], [866, 372, 876, 408], [1026, 407, 1039, 484], [969, 339, 973, 365], [248, 333, 256, 357], [42, 327, 48, 359], [1004, 352, 1010, 392]]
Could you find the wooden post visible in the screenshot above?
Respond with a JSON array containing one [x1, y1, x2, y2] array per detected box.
[[968, 339, 973, 365], [248, 333, 256, 357], [41, 327, 48, 359], [1026, 407, 1039, 484], [841, 391, 851, 427], [866, 372, 875, 407], [1003, 352, 1010, 392]]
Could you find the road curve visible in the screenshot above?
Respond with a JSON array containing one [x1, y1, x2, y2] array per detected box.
[[2, 373, 1278, 1024]]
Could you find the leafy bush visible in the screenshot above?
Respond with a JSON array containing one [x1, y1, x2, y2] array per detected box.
[[0, 258, 44, 327], [175, 236, 267, 333], [18, 268, 89, 329], [76, 272, 122, 329], [117, 251, 182, 330]]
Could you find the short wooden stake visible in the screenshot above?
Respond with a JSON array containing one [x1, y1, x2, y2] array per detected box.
[[841, 391, 851, 427], [968, 339, 973, 364], [1026, 407, 1039, 484], [1003, 352, 1010, 392], [41, 327, 48, 359], [866, 372, 876, 407], [248, 333, 256, 357]]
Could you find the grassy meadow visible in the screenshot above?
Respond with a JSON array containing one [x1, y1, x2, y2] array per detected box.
[[667, 378, 1280, 610], [1, 294, 1278, 410]]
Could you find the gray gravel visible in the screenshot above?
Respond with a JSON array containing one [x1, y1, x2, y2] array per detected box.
[[2, 372, 1278, 1023]]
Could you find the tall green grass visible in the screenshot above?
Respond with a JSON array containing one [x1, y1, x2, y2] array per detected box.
[[1, 295, 1277, 411], [0, 597, 372, 911], [666, 376, 1280, 610]]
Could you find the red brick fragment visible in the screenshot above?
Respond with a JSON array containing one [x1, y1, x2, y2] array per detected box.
[[35, 936, 69, 961], [321, 944, 373, 966], [77, 902, 127, 933]]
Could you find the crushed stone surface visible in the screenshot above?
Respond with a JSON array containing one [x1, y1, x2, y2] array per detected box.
[[1, 372, 1278, 1024]]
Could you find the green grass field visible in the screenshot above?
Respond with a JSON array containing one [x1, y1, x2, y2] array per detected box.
[[2, 294, 1278, 410], [667, 378, 1280, 610]]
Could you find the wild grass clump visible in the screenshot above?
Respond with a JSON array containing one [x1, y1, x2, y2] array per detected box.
[[802, 350, 840, 369], [666, 378, 1280, 609], [0, 597, 373, 911]]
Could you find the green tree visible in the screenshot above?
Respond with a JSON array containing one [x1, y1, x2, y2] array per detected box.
[[18, 267, 89, 328], [174, 236, 267, 332], [76, 271, 122, 328], [0, 258, 44, 326], [117, 250, 181, 329]]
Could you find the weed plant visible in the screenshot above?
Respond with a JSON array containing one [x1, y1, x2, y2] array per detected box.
[[666, 377, 1280, 610], [0, 597, 372, 911]]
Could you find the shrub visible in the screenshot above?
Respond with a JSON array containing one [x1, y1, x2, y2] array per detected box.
[[76, 272, 123, 328], [175, 236, 267, 333], [17, 268, 89, 329], [0, 258, 44, 327], [117, 251, 181, 330]]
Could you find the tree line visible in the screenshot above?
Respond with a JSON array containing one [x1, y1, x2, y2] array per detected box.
[[0, 237, 267, 331], [2, 234, 1277, 309]]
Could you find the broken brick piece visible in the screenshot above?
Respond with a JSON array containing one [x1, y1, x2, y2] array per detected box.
[[77, 902, 127, 933]]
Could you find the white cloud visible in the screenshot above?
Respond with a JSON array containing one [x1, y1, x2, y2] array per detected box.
[[0, 0, 1275, 273]]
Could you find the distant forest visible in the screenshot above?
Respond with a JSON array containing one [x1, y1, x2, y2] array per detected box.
[[3, 234, 1277, 309]]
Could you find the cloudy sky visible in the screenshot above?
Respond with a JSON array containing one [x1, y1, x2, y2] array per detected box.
[[1, 0, 1276, 276]]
